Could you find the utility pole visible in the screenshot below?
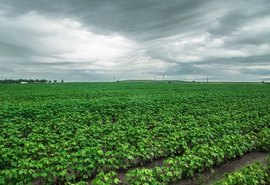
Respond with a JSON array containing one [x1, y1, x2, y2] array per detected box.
[[154, 75, 155, 82], [206, 75, 208, 83], [162, 73, 165, 82]]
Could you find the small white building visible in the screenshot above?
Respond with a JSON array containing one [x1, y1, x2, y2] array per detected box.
[[20, 82, 28, 84]]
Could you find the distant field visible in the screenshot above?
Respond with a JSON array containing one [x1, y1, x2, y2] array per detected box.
[[0, 82, 270, 184]]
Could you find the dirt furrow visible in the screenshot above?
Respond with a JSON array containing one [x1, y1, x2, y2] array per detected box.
[[175, 152, 269, 185]]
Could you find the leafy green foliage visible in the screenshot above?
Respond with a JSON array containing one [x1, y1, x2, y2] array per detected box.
[[0, 82, 270, 184], [257, 129, 270, 152], [214, 162, 270, 185], [125, 131, 263, 184], [92, 171, 120, 185]]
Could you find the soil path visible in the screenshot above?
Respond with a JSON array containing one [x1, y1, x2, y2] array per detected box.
[[174, 152, 269, 185]]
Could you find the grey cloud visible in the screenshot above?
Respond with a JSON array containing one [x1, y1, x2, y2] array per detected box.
[[209, 1, 270, 36], [163, 63, 202, 76], [227, 32, 270, 46], [0, 41, 34, 57], [1, 0, 216, 40], [261, 77, 270, 81], [0, 0, 270, 81], [191, 54, 270, 66], [241, 68, 270, 76]]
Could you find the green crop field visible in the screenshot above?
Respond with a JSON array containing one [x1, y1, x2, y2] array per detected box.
[[1, 82, 270, 185]]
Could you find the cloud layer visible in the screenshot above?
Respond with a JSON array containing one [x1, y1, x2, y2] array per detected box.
[[1, 0, 270, 81]]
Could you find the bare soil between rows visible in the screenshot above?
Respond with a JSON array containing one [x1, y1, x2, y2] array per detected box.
[[174, 151, 269, 185], [117, 151, 268, 185]]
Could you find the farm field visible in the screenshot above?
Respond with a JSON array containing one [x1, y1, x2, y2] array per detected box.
[[0, 82, 270, 185]]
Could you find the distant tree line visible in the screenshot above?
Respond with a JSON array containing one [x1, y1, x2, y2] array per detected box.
[[0, 79, 63, 84]]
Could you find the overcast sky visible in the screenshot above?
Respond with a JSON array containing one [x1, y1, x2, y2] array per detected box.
[[0, 0, 270, 82]]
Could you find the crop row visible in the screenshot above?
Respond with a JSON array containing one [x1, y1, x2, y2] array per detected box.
[[1, 112, 269, 185], [1, 83, 270, 184], [92, 128, 270, 185], [214, 159, 270, 185]]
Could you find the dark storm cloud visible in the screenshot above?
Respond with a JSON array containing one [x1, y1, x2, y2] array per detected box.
[[1, 0, 216, 41], [192, 54, 270, 66], [0, 0, 270, 81], [209, 1, 270, 35]]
